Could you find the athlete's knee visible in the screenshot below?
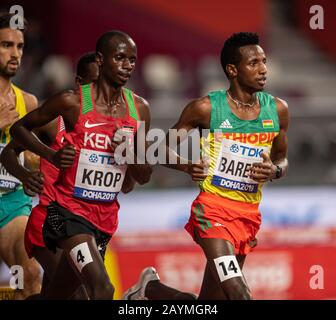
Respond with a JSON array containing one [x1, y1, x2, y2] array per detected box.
[[69, 285, 89, 300], [212, 254, 251, 300], [84, 272, 114, 300], [88, 281, 114, 300], [225, 282, 252, 300], [15, 260, 41, 298], [175, 292, 197, 300], [23, 260, 41, 287]]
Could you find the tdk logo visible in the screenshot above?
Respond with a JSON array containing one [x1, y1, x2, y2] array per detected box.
[[89, 154, 98, 163], [230, 144, 239, 153], [231, 144, 264, 157], [88, 153, 116, 165]]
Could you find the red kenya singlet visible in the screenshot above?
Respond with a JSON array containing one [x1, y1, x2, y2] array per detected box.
[[39, 116, 65, 205], [25, 116, 65, 257], [53, 84, 139, 235]]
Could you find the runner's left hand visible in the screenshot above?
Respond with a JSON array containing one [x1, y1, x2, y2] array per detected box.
[[52, 144, 76, 168], [22, 171, 44, 196]]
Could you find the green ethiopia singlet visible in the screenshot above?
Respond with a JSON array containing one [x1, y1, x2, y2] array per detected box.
[[199, 90, 280, 204]]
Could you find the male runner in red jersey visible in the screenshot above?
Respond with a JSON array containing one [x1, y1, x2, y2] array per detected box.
[[10, 30, 151, 299], [124, 32, 289, 300], [1, 52, 100, 299]]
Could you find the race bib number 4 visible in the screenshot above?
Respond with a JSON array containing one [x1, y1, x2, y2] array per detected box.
[[70, 242, 93, 272], [211, 140, 269, 193], [73, 148, 126, 202]]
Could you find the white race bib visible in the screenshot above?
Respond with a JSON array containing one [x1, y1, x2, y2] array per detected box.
[[211, 139, 270, 193], [70, 242, 93, 272], [73, 148, 126, 202], [0, 143, 23, 192], [214, 255, 242, 282]]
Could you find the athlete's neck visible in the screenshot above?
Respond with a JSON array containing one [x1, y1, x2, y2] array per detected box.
[[0, 76, 12, 96], [95, 80, 123, 107], [228, 85, 256, 105]]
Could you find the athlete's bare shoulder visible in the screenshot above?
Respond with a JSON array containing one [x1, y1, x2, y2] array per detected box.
[[274, 96, 288, 110], [43, 89, 80, 111], [190, 95, 211, 116], [274, 96, 289, 130], [133, 94, 150, 111], [176, 95, 211, 130], [21, 90, 38, 112], [58, 89, 80, 104], [133, 94, 150, 122]]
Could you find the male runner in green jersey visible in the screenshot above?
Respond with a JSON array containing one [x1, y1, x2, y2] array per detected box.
[[124, 32, 289, 300]]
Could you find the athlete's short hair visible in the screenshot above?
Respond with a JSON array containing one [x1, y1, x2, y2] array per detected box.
[[96, 30, 131, 55], [0, 12, 27, 33], [220, 32, 259, 77], [76, 52, 97, 78]]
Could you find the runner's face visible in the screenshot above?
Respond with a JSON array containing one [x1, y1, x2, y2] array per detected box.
[[0, 28, 24, 78], [236, 45, 267, 92], [103, 37, 137, 86]]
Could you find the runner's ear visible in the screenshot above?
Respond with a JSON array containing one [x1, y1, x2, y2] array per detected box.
[[96, 52, 103, 67]]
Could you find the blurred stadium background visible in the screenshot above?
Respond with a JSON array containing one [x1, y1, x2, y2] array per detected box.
[[1, 0, 336, 299]]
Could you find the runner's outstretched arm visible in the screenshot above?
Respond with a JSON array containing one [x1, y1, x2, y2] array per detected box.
[[10, 91, 77, 169], [161, 97, 210, 181]]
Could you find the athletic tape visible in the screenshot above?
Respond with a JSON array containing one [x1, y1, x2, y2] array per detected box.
[[213, 255, 242, 282], [70, 242, 93, 272]]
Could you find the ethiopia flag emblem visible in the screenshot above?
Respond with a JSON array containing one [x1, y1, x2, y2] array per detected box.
[[262, 119, 274, 129]]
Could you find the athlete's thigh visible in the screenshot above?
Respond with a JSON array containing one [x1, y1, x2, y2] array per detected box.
[[237, 255, 246, 269], [58, 234, 111, 289], [42, 250, 87, 299], [236, 254, 252, 295], [0, 216, 28, 266], [33, 246, 63, 280], [194, 230, 248, 298], [198, 262, 227, 300], [32, 247, 61, 297], [0, 216, 41, 298]]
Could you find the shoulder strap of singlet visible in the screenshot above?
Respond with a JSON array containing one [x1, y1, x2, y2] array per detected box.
[[257, 91, 280, 130], [0, 84, 27, 144], [79, 84, 139, 119], [208, 90, 229, 132], [80, 83, 94, 115], [123, 87, 139, 121], [257, 91, 278, 116], [11, 84, 27, 118], [57, 116, 65, 132]]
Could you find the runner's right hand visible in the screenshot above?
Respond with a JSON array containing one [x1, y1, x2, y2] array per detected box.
[[0, 103, 19, 129], [52, 144, 76, 168], [22, 171, 44, 196], [185, 159, 208, 181]]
